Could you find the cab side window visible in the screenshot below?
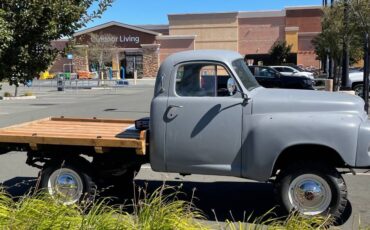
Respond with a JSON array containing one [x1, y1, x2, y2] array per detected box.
[[283, 67, 294, 72], [176, 63, 233, 97]]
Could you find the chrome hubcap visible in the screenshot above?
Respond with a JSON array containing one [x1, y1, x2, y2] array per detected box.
[[288, 174, 332, 215], [48, 168, 83, 205]]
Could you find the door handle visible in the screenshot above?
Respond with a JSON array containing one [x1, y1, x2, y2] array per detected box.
[[168, 105, 184, 109], [166, 105, 183, 120]]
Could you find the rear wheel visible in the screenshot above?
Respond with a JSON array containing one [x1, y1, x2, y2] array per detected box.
[[274, 163, 347, 224], [100, 165, 141, 195], [39, 161, 96, 205]]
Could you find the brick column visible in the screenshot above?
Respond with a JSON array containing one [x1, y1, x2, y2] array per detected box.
[[72, 46, 89, 72], [141, 44, 160, 78]]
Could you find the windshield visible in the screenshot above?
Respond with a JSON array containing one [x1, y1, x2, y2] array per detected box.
[[232, 59, 260, 91], [291, 65, 305, 72]]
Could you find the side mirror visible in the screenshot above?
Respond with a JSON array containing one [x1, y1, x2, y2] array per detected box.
[[227, 78, 237, 96]]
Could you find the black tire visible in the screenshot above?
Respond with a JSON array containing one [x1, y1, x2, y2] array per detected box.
[[99, 164, 141, 196], [274, 162, 347, 224], [39, 160, 96, 205], [353, 83, 364, 97]]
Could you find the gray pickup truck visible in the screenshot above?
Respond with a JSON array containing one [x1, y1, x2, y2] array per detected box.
[[0, 50, 369, 223]]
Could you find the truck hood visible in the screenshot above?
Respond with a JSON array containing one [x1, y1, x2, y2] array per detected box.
[[252, 88, 366, 117]]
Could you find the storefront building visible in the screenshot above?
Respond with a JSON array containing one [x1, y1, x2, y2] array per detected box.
[[50, 6, 322, 78]]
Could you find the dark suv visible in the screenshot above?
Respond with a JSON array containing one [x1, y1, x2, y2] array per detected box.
[[248, 65, 314, 90]]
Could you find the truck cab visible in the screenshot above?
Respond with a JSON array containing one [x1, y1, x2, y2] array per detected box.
[[150, 50, 370, 222]]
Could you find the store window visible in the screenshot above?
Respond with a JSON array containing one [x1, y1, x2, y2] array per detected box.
[[176, 63, 232, 97]]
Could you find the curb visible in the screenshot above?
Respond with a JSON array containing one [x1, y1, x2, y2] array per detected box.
[[1, 96, 37, 100]]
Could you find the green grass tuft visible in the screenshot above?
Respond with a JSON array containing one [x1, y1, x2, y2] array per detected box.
[[0, 185, 209, 230], [22, 91, 34, 96], [3, 92, 12, 97]]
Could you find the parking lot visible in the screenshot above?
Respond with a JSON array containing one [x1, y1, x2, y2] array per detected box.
[[0, 81, 370, 229]]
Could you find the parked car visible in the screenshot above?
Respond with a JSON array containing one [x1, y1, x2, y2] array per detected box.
[[345, 71, 369, 96], [349, 67, 363, 73], [248, 65, 314, 90], [270, 65, 315, 79]]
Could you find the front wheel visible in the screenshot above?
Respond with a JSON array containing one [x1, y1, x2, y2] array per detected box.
[[274, 163, 347, 223]]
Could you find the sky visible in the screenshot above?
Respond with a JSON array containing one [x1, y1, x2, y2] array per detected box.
[[85, 0, 322, 28]]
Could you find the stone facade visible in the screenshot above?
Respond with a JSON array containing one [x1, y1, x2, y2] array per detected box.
[[156, 36, 195, 63], [142, 44, 160, 78], [72, 52, 89, 72], [238, 16, 285, 54], [49, 7, 324, 75]]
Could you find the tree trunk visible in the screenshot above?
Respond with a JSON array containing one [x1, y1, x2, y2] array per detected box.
[[14, 86, 18, 97], [333, 60, 339, 91]]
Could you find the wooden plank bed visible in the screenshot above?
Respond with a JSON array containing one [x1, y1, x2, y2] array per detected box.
[[0, 117, 147, 155]]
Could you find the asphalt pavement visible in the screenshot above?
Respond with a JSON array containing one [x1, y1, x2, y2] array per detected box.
[[0, 81, 369, 229]]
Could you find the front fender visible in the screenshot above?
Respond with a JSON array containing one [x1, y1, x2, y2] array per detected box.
[[356, 119, 370, 167], [242, 112, 362, 181]]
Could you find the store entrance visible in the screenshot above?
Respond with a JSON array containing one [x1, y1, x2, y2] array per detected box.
[[121, 52, 143, 78]]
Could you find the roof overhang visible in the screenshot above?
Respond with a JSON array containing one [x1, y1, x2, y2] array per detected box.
[[74, 21, 162, 37], [238, 10, 286, 18]]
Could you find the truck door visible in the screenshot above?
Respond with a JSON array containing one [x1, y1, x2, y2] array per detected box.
[[164, 62, 243, 177]]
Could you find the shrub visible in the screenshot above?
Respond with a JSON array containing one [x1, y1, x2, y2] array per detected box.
[[23, 91, 34, 96], [225, 210, 333, 230], [3, 92, 12, 97], [131, 185, 207, 230], [0, 185, 209, 230]]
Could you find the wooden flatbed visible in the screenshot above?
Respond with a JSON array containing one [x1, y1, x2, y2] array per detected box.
[[0, 117, 147, 155]]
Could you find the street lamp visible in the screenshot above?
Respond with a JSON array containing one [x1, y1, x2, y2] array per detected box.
[[341, 0, 349, 89]]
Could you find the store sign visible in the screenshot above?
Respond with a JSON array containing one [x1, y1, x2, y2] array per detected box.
[[91, 35, 140, 44]]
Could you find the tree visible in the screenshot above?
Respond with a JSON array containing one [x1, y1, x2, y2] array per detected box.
[[269, 41, 292, 65], [312, 0, 369, 89], [0, 10, 12, 58], [74, 33, 118, 80], [0, 9, 12, 91], [0, 0, 113, 88]]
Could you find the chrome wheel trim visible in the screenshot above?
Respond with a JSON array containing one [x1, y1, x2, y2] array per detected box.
[[47, 168, 84, 205], [288, 174, 332, 216]]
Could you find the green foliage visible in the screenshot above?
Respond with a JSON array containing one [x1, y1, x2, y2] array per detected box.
[[0, 185, 209, 230], [312, 0, 370, 64], [22, 91, 34, 96], [312, 1, 366, 66], [0, 184, 367, 229], [0, 10, 12, 58], [269, 41, 292, 65], [132, 185, 207, 230], [225, 209, 332, 230], [3, 92, 12, 97], [0, 0, 114, 86]]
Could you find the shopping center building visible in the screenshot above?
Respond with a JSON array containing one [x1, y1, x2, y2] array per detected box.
[[50, 6, 323, 78]]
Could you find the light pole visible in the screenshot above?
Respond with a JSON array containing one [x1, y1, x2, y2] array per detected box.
[[364, 32, 369, 112], [341, 0, 349, 89]]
